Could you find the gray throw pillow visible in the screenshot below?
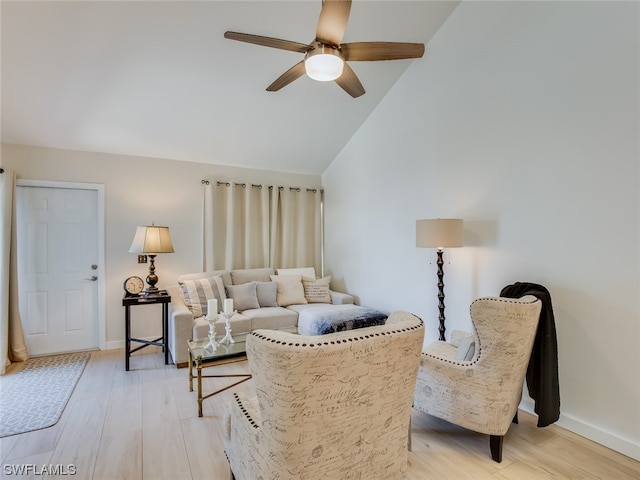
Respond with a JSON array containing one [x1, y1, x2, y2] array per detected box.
[[255, 281, 278, 307], [455, 335, 476, 361], [225, 282, 260, 311]]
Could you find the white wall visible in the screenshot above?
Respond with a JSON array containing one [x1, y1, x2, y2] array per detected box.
[[1, 144, 321, 350], [322, 1, 639, 460]]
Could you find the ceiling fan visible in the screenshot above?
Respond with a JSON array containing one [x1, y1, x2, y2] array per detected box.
[[224, 0, 425, 98]]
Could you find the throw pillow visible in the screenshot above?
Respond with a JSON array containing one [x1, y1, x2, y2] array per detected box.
[[225, 282, 260, 312], [255, 281, 278, 307], [302, 275, 332, 303], [270, 275, 307, 307], [455, 335, 476, 361], [230, 268, 275, 285], [178, 275, 226, 317]]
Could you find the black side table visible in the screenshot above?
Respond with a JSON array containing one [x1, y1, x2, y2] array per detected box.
[[122, 290, 171, 371]]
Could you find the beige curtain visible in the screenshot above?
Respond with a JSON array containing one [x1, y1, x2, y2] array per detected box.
[[203, 182, 270, 271], [0, 167, 28, 374], [270, 186, 322, 270], [203, 181, 322, 273]]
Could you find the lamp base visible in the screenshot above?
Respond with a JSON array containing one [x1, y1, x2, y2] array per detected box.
[[144, 254, 159, 295], [436, 249, 446, 341]]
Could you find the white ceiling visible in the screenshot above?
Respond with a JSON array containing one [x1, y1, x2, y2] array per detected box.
[[1, 1, 459, 175]]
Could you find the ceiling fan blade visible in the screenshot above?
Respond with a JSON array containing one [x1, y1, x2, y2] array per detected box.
[[316, 0, 352, 46], [335, 62, 365, 98], [341, 42, 425, 61], [224, 31, 310, 53], [266, 61, 306, 92]]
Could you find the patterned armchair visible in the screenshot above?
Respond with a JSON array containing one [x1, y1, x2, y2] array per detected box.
[[412, 296, 542, 462], [223, 311, 424, 480]]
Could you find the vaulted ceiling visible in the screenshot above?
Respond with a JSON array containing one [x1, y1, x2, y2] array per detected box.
[[1, 1, 459, 175]]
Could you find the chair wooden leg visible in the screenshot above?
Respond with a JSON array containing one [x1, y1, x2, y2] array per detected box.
[[490, 435, 504, 463]]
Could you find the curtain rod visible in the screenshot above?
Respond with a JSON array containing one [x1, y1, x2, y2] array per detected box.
[[201, 179, 322, 193]]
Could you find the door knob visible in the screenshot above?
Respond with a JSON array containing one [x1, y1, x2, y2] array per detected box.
[[85, 275, 98, 281]]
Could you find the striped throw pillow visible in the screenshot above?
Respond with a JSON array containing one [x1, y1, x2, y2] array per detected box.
[[178, 275, 226, 318]]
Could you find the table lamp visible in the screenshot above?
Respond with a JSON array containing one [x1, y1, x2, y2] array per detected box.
[[129, 224, 175, 295]]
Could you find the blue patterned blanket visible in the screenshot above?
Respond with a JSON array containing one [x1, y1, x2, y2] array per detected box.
[[297, 304, 388, 336]]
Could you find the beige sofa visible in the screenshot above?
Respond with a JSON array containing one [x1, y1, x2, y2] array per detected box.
[[167, 267, 355, 367]]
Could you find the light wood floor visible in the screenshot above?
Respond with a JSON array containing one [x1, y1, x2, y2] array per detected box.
[[1, 349, 638, 480]]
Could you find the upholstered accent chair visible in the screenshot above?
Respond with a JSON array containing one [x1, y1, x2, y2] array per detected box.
[[412, 296, 542, 462], [223, 311, 424, 480]]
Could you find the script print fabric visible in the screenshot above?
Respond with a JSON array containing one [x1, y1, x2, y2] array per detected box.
[[224, 311, 424, 480], [413, 296, 541, 437]]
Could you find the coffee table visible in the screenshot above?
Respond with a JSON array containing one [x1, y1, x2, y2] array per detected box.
[[188, 334, 252, 417]]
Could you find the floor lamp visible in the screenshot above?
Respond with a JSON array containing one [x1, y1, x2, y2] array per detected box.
[[129, 224, 175, 295], [416, 218, 463, 341]]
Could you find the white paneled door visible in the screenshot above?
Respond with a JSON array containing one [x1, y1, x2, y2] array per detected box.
[[16, 185, 100, 356]]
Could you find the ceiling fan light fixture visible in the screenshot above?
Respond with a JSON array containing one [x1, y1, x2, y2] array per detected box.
[[304, 44, 344, 82]]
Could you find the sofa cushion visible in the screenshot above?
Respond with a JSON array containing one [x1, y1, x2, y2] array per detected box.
[[255, 281, 278, 307], [302, 275, 332, 303], [241, 307, 298, 331], [178, 275, 226, 317], [286, 304, 330, 313], [226, 282, 261, 311], [231, 268, 275, 285], [277, 266, 317, 279], [178, 270, 232, 286], [270, 275, 307, 307]]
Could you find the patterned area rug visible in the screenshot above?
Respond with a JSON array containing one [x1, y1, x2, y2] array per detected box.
[[0, 352, 90, 437]]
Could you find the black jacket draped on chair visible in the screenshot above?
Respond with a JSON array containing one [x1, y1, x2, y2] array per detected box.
[[500, 282, 560, 427]]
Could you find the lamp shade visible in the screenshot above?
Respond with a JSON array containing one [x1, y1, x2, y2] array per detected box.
[[416, 219, 464, 249], [128, 225, 175, 254]]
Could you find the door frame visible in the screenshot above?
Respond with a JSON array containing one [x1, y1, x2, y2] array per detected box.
[[16, 179, 106, 351]]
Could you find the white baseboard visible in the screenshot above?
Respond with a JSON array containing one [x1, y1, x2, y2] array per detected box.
[[105, 339, 124, 350], [519, 398, 640, 461]]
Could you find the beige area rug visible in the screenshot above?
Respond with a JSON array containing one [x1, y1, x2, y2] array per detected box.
[[0, 352, 90, 437]]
